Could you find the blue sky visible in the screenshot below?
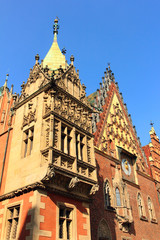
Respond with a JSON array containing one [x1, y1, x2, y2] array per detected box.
[[0, 0, 160, 146]]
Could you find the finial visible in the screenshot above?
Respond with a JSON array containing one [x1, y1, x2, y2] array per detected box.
[[70, 55, 74, 65], [150, 121, 154, 127], [108, 62, 110, 69], [62, 48, 66, 55], [53, 17, 59, 41], [4, 74, 9, 88], [35, 54, 40, 64]]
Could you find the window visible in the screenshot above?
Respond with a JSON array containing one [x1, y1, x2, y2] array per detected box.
[[59, 205, 73, 239], [61, 125, 72, 155], [76, 132, 84, 160], [148, 197, 156, 222], [137, 193, 143, 217], [104, 181, 111, 208], [115, 188, 121, 206], [5, 205, 20, 240], [157, 190, 160, 204], [148, 197, 153, 219], [98, 219, 111, 240], [137, 193, 147, 220], [23, 127, 34, 157]]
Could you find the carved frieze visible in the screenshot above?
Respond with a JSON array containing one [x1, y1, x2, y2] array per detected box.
[[49, 90, 92, 132]]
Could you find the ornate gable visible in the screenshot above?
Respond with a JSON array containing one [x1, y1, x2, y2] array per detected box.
[[89, 67, 149, 175], [19, 57, 50, 101]]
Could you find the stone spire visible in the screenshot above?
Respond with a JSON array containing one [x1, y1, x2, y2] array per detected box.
[[43, 18, 66, 71]]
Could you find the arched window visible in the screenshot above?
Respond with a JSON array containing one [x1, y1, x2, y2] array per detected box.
[[148, 197, 153, 219], [115, 188, 121, 206], [98, 219, 112, 240], [104, 181, 111, 208], [157, 190, 160, 204], [137, 193, 143, 217]]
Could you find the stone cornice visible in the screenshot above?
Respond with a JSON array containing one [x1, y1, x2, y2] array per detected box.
[[13, 81, 52, 110], [137, 170, 154, 182], [122, 178, 140, 189], [0, 181, 92, 203], [0, 127, 13, 137]]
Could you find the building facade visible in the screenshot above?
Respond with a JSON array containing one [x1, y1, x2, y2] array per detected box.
[[143, 126, 160, 206], [0, 19, 98, 240], [0, 20, 160, 240], [89, 68, 160, 240]]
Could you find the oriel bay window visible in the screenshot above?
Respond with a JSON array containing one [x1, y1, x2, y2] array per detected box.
[[23, 127, 34, 157]]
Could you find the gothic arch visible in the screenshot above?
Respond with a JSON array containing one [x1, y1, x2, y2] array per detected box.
[[103, 179, 113, 208], [137, 192, 146, 219], [147, 196, 156, 221], [98, 218, 112, 240]]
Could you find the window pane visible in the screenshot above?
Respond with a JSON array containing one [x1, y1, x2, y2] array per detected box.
[[59, 219, 64, 238], [66, 220, 71, 239], [6, 205, 20, 240], [59, 208, 64, 217], [30, 137, 33, 155], [115, 188, 121, 206], [24, 140, 28, 157]]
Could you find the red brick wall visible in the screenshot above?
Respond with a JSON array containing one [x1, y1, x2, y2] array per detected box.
[[40, 193, 89, 240], [90, 151, 160, 240], [0, 191, 33, 240], [0, 91, 14, 195]]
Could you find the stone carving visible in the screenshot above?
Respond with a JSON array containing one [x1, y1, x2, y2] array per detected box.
[[45, 119, 50, 147], [52, 89, 92, 132], [22, 109, 36, 127], [41, 164, 55, 183], [53, 120, 59, 148], [87, 138, 91, 163], [90, 184, 99, 195], [68, 177, 79, 189]]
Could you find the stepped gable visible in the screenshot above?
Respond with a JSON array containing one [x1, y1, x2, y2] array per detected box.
[[143, 126, 160, 180], [89, 66, 149, 174]]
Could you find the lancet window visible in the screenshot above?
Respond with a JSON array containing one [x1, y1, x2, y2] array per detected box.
[[104, 180, 111, 208], [115, 187, 121, 206], [148, 197, 156, 222]]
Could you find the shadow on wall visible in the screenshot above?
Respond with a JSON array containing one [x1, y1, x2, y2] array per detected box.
[[18, 207, 37, 240], [90, 160, 117, 240], [90, 159, 136, 240]]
